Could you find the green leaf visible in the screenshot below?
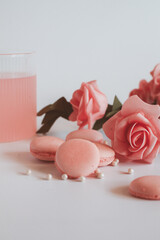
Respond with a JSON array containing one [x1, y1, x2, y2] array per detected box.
[[93, 117, 106, 130], [60, 99, 73, 119], [37, 97, 73, 134], [37, 104, 54, 116], [42, 111, 60, 124], [93, 96, 122, 130], [106, 110, 118, 118], [93, 104, 112, 130], [37, 119, 58, 134], [112, 95, 122, 111], [37, 97, 72, 116], [104, 104, 113, 116]]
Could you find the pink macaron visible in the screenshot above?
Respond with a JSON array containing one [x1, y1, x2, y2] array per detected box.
[[66, 129, 114, 167], [66, 129, 104, 143], [94, 142, 115, 167], [30, 136, 64, 161], [56, 139, 100, 178], [129, 176, 160, 200]]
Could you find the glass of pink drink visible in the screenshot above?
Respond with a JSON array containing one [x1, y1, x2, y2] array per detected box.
[[0, 53, 36, 142]]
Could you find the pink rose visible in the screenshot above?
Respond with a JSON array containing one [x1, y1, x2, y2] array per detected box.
[[103, 96, 160, 163], [69, 80, 108, 129], [150, 64, 160, 104], [151, 63, 160, 85], [129, 79, 154, 104]]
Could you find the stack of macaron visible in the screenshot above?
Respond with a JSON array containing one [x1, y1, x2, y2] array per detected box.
[[30, 129, 115, 179], [30, 136, 64, 161]]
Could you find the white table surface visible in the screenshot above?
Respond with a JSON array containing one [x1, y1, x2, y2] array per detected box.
[[0, 119, 160, 240]]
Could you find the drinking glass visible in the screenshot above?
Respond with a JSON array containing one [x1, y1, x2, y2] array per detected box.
[[0, 52, 37, 142]]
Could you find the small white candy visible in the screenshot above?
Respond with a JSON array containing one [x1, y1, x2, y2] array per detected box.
[[97, 172, 104, 179], [128, 168, 134, 174], [61, 174, 68, 180], [26, 169, 31, 175], [79, 176, 86, 182], [95, 168, 101, 174], [115, 158, 119, 164], [111, 160, 118, 166], [47, 174, 52, 180]]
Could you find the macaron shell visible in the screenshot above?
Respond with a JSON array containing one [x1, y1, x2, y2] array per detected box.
[[129, 176, 160, 200], [66, 129, 103, 143], [30, 136, 64, 161], [56, 139, 100, 178], [31, 152, 56, 161], [94, 142, 115, 167]]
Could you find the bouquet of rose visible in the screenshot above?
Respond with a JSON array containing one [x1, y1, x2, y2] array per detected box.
[[37, 64, 160, 164]]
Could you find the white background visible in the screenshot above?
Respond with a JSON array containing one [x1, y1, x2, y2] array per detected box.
[[1, 0, 160, 107], [0, 0, 160, 239]]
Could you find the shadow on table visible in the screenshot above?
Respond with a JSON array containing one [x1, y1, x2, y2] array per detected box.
[[4, 151, 61, 180], [110, 186, 133, 199]]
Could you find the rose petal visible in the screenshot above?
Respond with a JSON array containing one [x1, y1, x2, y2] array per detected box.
[[86, 99, 94, 129], [127, 146, 147, 160], [121, 96, 160, 138], [88, 80, 99, 90], [87, 85, 100, 112], [139, 79, 148, 89], [70, 80, 108, 129], [127, 123, 137, 149], [132, 131, 146, 148], [144, 142, 160, 163], [69, 108, 78, 121], [131, 124, 149, 135], [87, 84, 108, 116], [77, 86, 89, 121], [122, 95, 160, 119], [112, 132, 129, 156], [128, 132, 147, 152], [143, 127, 158, 158], [115, 113, 150, 142], [70, 90, 83, 108], [103, 111, 122, 140], [150, 64, 160, 78]]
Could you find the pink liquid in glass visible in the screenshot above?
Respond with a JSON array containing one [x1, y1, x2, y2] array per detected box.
[[0, 75, 36, 142]]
